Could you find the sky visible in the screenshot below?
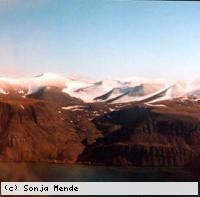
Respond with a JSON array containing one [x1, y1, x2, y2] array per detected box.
[[0, 0, 200, 80]]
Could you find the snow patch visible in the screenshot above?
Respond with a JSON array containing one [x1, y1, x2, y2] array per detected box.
[[62, 105, 85, 111], [0, 88, 8, 94], [145, 103, 166, 107], [19, 105, 25, 110]]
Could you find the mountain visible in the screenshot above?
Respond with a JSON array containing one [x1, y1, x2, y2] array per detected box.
[[1, 73, 200, 104], [0, 73, 188, 103], [79, 99, 200, 166], [0, 73, 200, 167], [0, 93, 109, 163], [0, 97, 85, 163]]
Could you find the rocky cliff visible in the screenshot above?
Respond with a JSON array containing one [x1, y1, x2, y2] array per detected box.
[[79, 100, 200, 166]]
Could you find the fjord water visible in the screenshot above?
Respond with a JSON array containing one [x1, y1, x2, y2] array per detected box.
[[0, 163, 196, 182]]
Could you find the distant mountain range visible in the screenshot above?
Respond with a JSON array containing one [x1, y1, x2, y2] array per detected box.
[[1, 73, 200, 104], [0, 73, 200, 168]]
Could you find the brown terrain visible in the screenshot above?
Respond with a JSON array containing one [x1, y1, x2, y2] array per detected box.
[[0, 87, 109, 164], [79, 100, 200, 167], [0, 88, 200, 169]]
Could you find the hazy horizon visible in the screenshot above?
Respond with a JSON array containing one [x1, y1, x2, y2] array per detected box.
[[0, 0, 200, 80]]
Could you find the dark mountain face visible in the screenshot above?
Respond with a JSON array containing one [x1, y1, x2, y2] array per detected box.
[[94, 85, 144, 102], [79, 100, 200, 166], [27, 86, 84, 106]]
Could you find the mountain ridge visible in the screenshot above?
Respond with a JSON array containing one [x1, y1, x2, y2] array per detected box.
[[1, 73, 200, 104]]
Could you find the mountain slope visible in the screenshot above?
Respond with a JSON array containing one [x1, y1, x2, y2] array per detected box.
[[79, 100, 200, 166], [0, 98, 84, 163]]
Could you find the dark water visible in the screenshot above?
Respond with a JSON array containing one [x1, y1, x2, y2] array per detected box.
[[0, 162, 197, 182], [0, 163, 198, 196]]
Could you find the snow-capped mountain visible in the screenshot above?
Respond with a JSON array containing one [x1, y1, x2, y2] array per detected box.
[[0, 73, 200, 103], [1, 73, 200, 167]]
